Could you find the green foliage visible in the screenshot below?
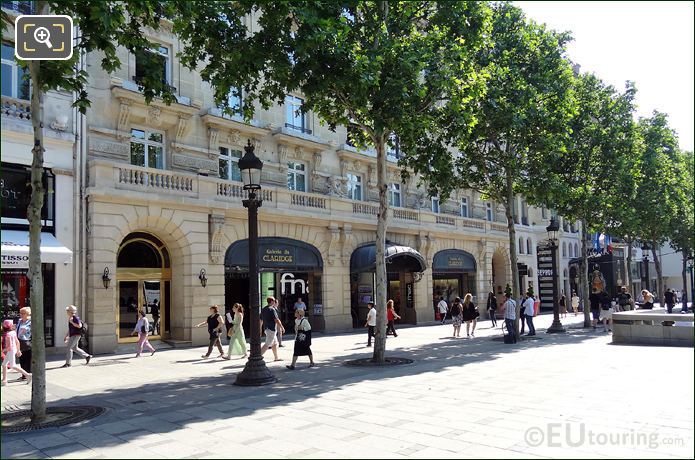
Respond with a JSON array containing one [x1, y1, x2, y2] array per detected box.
[[451, 2, 575, 205], [504, 283, 512, 296]]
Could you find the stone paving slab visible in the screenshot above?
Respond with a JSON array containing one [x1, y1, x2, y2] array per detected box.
[[2, 314, 693, 459]]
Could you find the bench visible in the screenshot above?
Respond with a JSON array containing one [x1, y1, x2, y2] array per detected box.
[[612, 308, 694, 347]]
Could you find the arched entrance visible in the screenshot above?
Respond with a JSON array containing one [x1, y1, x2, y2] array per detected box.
[[116, 232, 171, 342], [431, 249, 477, 314], [491, 248, 509, 296], [225, 237, 324, 334], [349, 243, 426, 326]]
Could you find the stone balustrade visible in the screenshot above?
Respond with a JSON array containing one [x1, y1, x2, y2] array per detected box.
[[1, 96, 31, 121], [90, 159, 511, 236]]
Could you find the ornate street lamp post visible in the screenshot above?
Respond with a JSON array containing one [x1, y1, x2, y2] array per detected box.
[[641, 242, 650, 292], [234, 140, 276, 386], [546, 218, 565, 333]]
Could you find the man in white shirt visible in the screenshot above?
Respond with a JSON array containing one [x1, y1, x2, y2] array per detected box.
[[503, 293, 517, 343], [365, 302, 377, 346], [571, 292, 580, 316], [523, 293, 536, 336], [437, 297, 448, 324]]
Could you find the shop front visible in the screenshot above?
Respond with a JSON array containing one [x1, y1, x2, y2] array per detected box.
[[225, 237, 324, 334], [350, 243, 426, 327], [431, 249, 477, 314], [1, 163, 69, 347]]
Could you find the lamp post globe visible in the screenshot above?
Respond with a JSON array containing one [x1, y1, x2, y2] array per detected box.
[[234, 140, 276, 386], [546, 218, 565, 333]]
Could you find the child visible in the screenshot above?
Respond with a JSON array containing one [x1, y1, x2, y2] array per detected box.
[[2, 319, 31, 385]]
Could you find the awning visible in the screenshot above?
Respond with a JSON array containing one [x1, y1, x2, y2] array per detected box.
[[350, 243, 426, 274], [1, 230, 72, 268]]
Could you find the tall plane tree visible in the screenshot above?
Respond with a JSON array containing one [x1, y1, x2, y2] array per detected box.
[[539, 74, 637, 327], [448, 3, 574, 332], [634, 112, 683, 305], [1, 0, 251, 422], [176, 1, 492, 362]]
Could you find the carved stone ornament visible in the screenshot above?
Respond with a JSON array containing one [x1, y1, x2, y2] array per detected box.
[[227, 130, 241, 145], [175, 115, 190, 144], [326, 223, 341, 265], [340, 224, 353, 263], [313, 152, 323, 171], [208, 214, 226, 264], [278, 144, 289, 164], [147, 106, 162, 127], [208, 127, 220, 152], [117, 99, 131, 138], [327, 175, 347, 198], [339, 160, 349, 178]]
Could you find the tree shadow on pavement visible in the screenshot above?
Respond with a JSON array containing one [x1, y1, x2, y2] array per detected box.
[[3, 325, 603, 457]]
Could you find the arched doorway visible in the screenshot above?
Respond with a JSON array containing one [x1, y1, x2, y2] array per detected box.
[[116, 232, 171, 342], [491, 248, 508, 297], [349, 242, 426, 326], [225, 237, 324, 334]]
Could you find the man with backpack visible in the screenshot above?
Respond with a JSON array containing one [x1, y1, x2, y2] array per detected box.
[[62, 305, 92, 367]]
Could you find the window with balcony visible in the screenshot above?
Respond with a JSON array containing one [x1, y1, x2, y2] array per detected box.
[[486, 202, 494, 222], [346, 173, 362, 201], [460, 197, 469, 218], [1, 1, 34, 14], [134, 45, 171, 86], [562, 242, 567, 258], [431, 197, 440, 214], [527, 238, 532, 254], [574, 243, 579, 257], [521, 200, 529, 225], [518, 237, 524, 254], [218, 147, 242, 181], [287, 162, 306, 192], [285, 95, 310, 134], [219, 87, 242, 117], [1, 43, 30, 100], [130, 129, 164, 169], [388, 183, 401, 208]]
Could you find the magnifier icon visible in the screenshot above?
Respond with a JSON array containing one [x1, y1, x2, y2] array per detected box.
[[33, 27, 53, 49]]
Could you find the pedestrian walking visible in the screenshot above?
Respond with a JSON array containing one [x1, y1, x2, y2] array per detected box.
[[273, 298, 285, 348], [522, 292, 536, 336], [260, 297, 284, 361], [225, 303, 247, 359], [450, 297, 463, 338], [62, 305, 92, 367], [559, 294, 567, 318], [589, 290, 601, 329], [640, 290, 655, 310], [503, 292, 517, 343], [600, 296, 614, 333], [365, 302, 377, 346], [571, 291, 580, 316], [16, 307, 31, 380], [617, 286, 633, 311], [286, 309, 315, 370], [519, 295, 527, 334], [196, 305, 225, 359], [131, 309, 156, 357], [486, 291, 498, 327], [2, 319, 31, 385], [437, 297, 448, 324], [462, 293, 479, 338], [386, 300, 401, 337], [665, 288, 675, 314]]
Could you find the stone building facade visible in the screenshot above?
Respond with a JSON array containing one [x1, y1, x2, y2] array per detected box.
[[2, 7, 581, 354]]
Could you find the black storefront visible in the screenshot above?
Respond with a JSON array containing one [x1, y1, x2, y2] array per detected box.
[[225, 237, 324, 334], [350, 243, 426, 327], [1, 163, 61, 346], [569, 247, 628, 299], [431, 249, 477, 316]]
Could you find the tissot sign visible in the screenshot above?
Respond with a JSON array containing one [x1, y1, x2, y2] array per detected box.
[[1, 254, 29, 269]]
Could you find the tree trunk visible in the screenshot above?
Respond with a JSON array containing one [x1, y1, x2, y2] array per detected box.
[[372, 139, 388, 364], [681, 252, 689, 312], [651, 243, 663, 306], [625, 236, 633, 297], [27, 60, 47, 422], [504, 170, 521, 334], [580, 219, 591, 327]]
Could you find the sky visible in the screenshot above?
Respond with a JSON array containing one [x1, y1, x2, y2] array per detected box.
[[516, 1, 694, 151]]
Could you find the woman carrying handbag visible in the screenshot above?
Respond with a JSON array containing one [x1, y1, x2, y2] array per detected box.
[[286, 309, 315, 370]]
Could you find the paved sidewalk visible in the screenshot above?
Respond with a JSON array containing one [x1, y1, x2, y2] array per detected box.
[[2, 314, 693, 459]]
